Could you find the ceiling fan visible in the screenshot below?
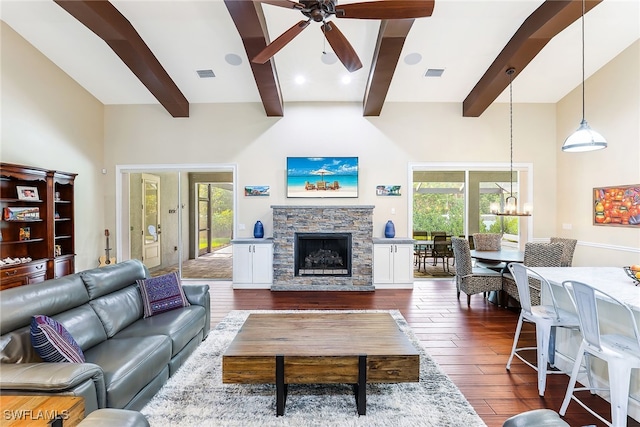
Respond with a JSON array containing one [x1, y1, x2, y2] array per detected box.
[[253, 0, 435, 72]]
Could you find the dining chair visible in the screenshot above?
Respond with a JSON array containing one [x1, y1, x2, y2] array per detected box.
[[502, 242, 563, 306], [432, 235, 453, 272], [550, 237, 577, 267], [560, 280, 640, 427], [413, 231, 429, 270], [450, 237, 502, 306], [505, 264, 582, 397], [472, 233, 505, 271]]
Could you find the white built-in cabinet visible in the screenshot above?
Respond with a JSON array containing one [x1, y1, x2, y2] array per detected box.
[[373, 238, 415, 289], [232, 238, 273, 289]]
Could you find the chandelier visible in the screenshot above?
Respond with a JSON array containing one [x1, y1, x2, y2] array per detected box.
[[490, 68, 532, 217]]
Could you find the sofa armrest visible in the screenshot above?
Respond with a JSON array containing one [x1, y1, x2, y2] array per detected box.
[[182, 284, 210, 339], [0, 363, 106, 407]]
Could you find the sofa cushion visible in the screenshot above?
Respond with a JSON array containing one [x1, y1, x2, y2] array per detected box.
[[83, 335, 171, 409], [30, 315, 85, 363], [0, 274, 89, 335], [90, 286, 143, 338], [52, 304, 108, 351], [81, 260, 148, 300], [137, 273, 190, 318], [115, 305, 205, 357]]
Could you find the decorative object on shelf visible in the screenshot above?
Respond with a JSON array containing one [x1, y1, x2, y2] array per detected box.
[[4, 207, 40, 221], [623, 266, 640, 285], [19, 227, 31, 241], [593, 185, 640, 227], [384, 220, 396, 238], [54, 191, 61, 201], [55, 245, 62, 257], [489, 68, 532, 217], [253, 220, 265, 238], [376, 185, 401, 196], [562, 0, 607, 152], [286, 157, 358, 198], [244, 186, 270, 196], [16, 185, 39, 201]]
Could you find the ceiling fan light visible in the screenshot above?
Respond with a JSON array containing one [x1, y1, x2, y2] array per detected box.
[[562, 119, 607, 152]]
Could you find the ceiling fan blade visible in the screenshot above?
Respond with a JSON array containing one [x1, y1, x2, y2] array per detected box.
[[321, 22, 363, 73], [337, 0, 435, 19], [258, 0, 304, 10], [252, 20, 311, 64]]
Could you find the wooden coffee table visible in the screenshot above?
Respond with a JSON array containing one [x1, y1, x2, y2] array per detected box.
[[222, 312, 420, 416]]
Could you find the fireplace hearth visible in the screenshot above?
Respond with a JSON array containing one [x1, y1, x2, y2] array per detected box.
[[295, 233, 351, 276]]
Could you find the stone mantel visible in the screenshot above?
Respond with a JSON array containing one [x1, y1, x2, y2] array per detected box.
[[271, 205, 374, 291]]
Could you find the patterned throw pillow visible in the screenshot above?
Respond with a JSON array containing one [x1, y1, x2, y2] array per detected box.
[[30, 315, 85, 363], [137, 272, 190, 318]]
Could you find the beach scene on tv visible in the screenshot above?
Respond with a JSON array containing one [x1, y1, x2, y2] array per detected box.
[[287, 157, 358, 198]]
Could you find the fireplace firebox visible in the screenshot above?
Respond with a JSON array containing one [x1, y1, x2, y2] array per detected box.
[[295, 233, 352, 276]]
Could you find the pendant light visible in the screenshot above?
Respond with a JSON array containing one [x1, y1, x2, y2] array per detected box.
[[490, 68, 532, 217], [561, 0, 607, 152]]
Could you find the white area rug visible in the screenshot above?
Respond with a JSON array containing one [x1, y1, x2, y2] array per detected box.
[[141, 310, 486, 426]]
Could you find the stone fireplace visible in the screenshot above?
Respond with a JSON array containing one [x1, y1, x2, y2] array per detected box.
[[271, 205, 374, 291]]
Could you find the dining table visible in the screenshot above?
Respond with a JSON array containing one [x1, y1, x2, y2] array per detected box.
[[531, 266, 640, 422], [469, 248, 525, 270]]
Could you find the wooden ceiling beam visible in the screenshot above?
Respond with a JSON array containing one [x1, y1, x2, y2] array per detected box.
[[363, 19, 415, 117], [462, 0, 602, 118], [225, 0, 284, 117], [54, 0, 189, 118]]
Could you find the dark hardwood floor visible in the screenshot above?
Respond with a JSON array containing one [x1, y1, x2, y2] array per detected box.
[[205, 278, 639, 427]]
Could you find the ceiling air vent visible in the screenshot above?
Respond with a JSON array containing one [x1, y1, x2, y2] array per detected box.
[[196, 69, 216, 78], [424, 68, 445, 77]]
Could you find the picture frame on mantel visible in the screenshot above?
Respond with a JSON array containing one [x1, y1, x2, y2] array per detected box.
[[593, 184, 640, 227], [286, 157, 358, 198]]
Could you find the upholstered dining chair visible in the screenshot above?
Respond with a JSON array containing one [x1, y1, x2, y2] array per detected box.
[[502, 242, 563, 306], [450, 237, 503, 306], [550, 237, 577, 267], [505, 264, 582, 397], [560, 280, 640, 427]]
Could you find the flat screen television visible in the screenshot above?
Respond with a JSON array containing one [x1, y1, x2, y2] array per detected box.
[[286, 157, 358, 198]]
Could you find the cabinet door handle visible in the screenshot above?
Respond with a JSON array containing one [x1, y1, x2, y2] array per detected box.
[[394, 245, 398, 253], [5, 270, 18, 276], [35, 265, 44, 270]]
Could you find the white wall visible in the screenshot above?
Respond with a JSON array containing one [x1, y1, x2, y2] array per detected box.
[[556, 40, 640, 266], [104, 101, 558, 243], [1, 22, 105, 272]]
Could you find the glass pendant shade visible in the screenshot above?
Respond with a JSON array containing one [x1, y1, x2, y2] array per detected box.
[[562, 119, 607, 152]]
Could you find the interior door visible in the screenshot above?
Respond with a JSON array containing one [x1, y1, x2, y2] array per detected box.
[[142, 173, 161, 268]]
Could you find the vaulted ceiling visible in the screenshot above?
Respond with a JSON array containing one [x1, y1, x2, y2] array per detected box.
[[2, 0, 638, 118]]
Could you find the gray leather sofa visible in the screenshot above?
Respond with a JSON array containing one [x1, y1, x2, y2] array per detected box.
[[0, 260, 210, 417]]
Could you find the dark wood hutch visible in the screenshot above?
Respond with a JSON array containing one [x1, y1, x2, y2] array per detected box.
[[0, 163, 76, 290]]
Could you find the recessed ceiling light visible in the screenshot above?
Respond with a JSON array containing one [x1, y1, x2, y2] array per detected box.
[[225, 53, 242, 66], [404, 53, 422, 66], [196, 69, 215, 78], [424, 68, 445, 77], [341, 75, 351, 85], [321, 52, 338, 65], [294, 75, 306, 85]]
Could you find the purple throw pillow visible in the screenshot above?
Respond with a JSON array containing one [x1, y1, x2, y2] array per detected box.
[[30, 315, 85, 363], [137, 272, 190, 318]]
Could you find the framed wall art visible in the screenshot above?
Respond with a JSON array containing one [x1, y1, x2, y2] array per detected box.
[[286, 157, 358, 198], [593, 184, 640, 227], [244, 186, 270, 197], [376, 185, 401, 196]]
